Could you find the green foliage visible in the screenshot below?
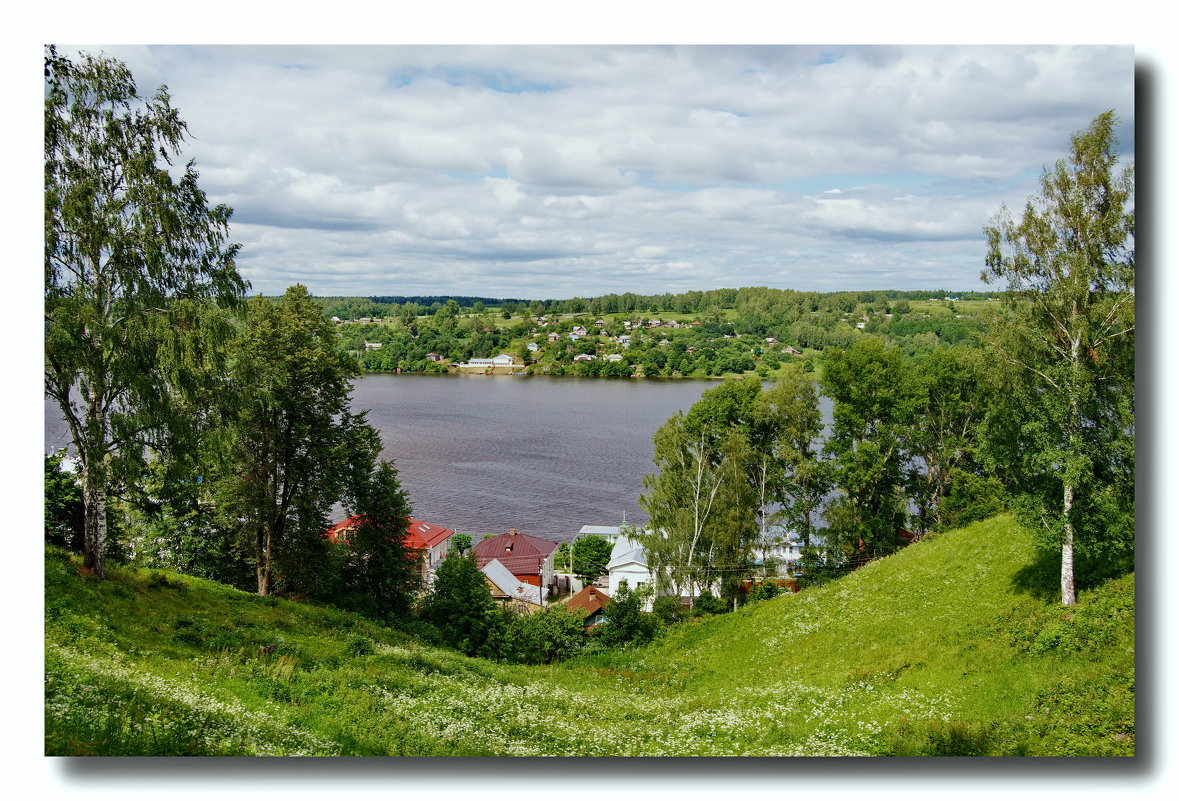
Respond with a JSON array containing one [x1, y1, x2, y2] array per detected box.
[[332, 457, 419, 622], [505, 606, 588, 664], [554, 535, 614, 584], [598, 580, 658, 648], [690, 590, 727, 617], [981, 111, 1134, 605], [936, 469, 1007, 532], [212, 285, 361, 597], [419, 552, 504, 658], [44, 47, 246, 578], [821, 337, 915, 561], [745, 580, 779, 603], [651, 594, 688, 626], [450, 532, 472, 554], [44, 450, 84, 552], [903, 346, 993, 534]]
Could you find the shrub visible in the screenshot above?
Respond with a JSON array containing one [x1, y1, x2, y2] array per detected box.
[[690, 590, 727, 617]]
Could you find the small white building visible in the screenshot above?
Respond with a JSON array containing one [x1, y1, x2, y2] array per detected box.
[[606, 533, 656, 611], [465, 354, 516, 368]]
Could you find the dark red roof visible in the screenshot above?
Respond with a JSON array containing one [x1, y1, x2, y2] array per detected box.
[[472, 529, 558, 576]]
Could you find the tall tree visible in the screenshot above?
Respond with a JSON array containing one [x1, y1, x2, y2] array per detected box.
[[902, 346, 991, 535], [981, 110, 1135, 606], [214, 285, 358, 596], [639, 380, 761, 605], [420, 551, 504, 658], [45, 48, 246, 578], [333, 457, 418, 621], [820, 337, 917, 564], [751, 367, 829, 549]]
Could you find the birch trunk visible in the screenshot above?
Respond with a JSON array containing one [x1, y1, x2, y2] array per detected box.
[[1061, 482, 1076, 606]]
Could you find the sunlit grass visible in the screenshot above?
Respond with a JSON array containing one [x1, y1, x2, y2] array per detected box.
[[44, 515, 1133, 756]]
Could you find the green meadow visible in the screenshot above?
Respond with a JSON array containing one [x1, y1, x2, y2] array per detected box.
[[44, 514, 1133, 756]]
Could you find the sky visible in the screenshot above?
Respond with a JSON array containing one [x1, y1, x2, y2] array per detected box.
[[51, 43, 1136, 300]]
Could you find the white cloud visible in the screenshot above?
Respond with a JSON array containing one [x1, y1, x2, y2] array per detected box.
[[58, 44, 1135, 296]]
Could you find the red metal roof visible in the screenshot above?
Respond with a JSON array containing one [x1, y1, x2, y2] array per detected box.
[[325, 515, 454, 550], [472, 529, 557, 577]]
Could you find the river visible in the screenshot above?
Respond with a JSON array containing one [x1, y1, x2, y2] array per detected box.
[[45, 375, 734, 542], [45, 374, 834, 542]]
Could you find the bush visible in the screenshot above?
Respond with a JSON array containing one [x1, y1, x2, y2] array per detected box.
[[507, 606, 588, 664], [598, 581, 658, 648], [651, 595, 688, 626], [690, 590, 727, 617], [745, 580, 779, 603]]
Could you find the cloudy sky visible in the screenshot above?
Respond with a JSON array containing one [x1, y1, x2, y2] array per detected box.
[[53, 44, 1134, 299]]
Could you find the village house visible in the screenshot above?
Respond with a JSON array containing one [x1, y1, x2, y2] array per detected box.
[[364, 341, 382, 350], [605, 532, 655, 611], [426, 352, 443, 362], [325, 514, 455, 586], [606, 530, 724, 610], [565, 585, 610, 628], [472, 529, 558, 595], [481, 558, 544, 612], [576, 524, 626, 545]]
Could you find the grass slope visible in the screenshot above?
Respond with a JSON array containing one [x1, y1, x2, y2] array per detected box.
[[44, 515, 1133, 756]]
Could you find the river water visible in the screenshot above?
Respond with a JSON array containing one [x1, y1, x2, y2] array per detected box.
[[45, 374, 835, 542], [347, 374, 719, 541], [45, 375, 735, 542]]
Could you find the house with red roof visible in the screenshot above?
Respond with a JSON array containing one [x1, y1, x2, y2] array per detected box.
[[326, 514, 455, 585], [471, 529, 558, 595], [565, 585, 610, 628]]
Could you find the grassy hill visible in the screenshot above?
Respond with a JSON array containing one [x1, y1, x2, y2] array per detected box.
[[44, 515, 1133, 756]]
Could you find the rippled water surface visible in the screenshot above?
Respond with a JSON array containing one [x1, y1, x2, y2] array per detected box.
[[348, 374, 720, 540], [45, 374, 725, 542]]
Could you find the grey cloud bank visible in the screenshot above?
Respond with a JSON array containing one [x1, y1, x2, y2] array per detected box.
[[70, 44, 1134, 298]]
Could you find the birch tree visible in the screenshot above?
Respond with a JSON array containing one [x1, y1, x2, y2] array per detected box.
[[44, 48, 246, 578], [982, 110, 1135, 606]]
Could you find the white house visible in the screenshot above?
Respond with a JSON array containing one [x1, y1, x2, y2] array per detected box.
[[606, 533, 655, 611], [606, 530, 726, 609], [753, 527, 805, 575]]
